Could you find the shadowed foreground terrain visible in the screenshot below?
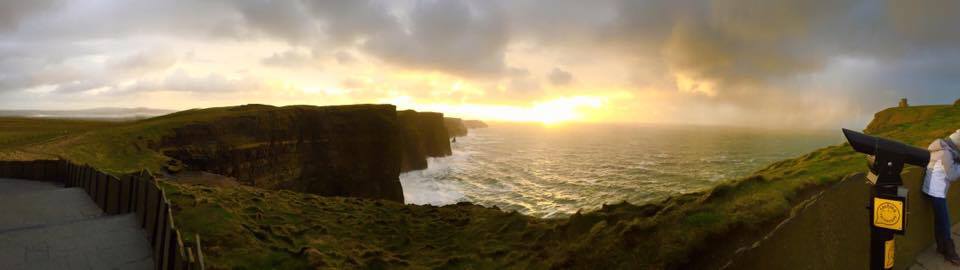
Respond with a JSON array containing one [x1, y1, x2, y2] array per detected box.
[[1, 102, 959, 269]]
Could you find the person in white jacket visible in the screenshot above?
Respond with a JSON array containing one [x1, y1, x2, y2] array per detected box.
[[923, 129, 960, 264]]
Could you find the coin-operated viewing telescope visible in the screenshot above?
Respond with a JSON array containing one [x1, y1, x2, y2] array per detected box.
[[842, 129, 930, 270]]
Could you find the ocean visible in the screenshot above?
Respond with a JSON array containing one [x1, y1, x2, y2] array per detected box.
[[400, 123, 842, 218]]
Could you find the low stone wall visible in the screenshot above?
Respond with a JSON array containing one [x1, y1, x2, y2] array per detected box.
[[0, 159, 205, 270], [725, 168, 957, 269]]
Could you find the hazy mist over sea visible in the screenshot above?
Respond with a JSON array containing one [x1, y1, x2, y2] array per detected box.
[[401, 123, 841, 218]]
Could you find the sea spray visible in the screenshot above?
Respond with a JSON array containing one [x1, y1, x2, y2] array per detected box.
[[400, 149, 471, 205]]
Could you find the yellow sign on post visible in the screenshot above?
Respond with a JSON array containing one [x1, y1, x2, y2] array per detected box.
[[873, 197, 904, 231], [884, 240, 895, 269]]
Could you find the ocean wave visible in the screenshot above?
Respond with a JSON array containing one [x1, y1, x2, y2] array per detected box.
[[399, 150, 471, 205]]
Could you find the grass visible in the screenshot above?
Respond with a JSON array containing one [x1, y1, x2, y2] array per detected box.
[[1, 103, 959, 269], [0, 104, 394, 174], [161, 182, 557, 269]]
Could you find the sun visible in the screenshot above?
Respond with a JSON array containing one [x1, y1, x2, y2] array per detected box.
[[527, 97, 605, 125]]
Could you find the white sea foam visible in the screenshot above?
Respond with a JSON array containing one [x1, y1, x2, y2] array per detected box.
[[400, 150, 471, 205]]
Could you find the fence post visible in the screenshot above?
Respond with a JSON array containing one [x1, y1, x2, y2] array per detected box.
[[137, 173, 148, 228], [64, 162, 72, 187], [174, 229, 186, 270], [145, 180, 160, 244], [36, 161, 45, 181], [85, 166, 94, 198], [95, 173, 106, 210], [44, 160, 53, 182], [11, 161, 21, 179], [163, 206, 175, 270], [155, 202, 169, 270], [106, 176, 119, 215], [58, 160, 66, 184], [73, 163, 79, 187], [195, 233, 204, 270], [119, 175, 131, 214]]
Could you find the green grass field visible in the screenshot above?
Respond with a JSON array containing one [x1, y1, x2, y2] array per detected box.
[[2, 103, 958, 269]]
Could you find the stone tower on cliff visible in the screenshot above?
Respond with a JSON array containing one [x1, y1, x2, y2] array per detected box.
[[899, 98, 909, 108]]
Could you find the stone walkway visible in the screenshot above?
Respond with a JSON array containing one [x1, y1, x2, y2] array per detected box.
[[0, 178, 153, 270], [910, 223, 960, 270]]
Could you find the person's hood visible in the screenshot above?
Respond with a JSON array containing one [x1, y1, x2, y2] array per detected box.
[[930, 139, 946, 152], [931, 138, 960, 161]]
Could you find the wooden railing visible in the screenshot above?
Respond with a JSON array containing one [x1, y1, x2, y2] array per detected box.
[[0, 159, 205, 270]]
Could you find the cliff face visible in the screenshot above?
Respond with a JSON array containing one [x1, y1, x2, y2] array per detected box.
[[444, 117, 468, 137], [155, 104, 405, 202], [463, 120, 488, 129], [397, 110, 452, 172], [398, 110, 428, 172]]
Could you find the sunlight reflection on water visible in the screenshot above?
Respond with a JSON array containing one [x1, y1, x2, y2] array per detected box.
[[400, 123, 841, 218]]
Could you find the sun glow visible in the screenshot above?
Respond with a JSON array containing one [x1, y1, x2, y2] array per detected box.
[[403, 96, 608, 125], [527, 97, 605, 124]]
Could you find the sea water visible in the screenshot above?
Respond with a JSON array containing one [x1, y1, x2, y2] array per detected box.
[[400, 123, 841, 218]]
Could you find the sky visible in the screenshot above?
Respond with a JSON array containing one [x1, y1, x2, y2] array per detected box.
[[0, 0, 958, 128]]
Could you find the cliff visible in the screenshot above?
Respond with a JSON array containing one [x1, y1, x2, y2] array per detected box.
[[153, 104, 405, 202], [0, 104, 414, 202], [464, 120, 488, 129], [864, 105, 953, 135], [398, 110, 428, 172], [398, 110, 453, 172], [415, 112, 452, 157], [444, 117, 468, 137], [0, 104, 462, 201]]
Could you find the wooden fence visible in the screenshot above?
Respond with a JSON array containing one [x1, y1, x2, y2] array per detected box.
[[0, 159, 205, 270]]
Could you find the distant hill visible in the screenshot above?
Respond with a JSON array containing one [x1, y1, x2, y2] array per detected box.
[[0, 107, 174, 119]]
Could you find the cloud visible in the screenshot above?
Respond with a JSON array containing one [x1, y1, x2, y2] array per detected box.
[[233, 0, 316, 43], [364, 0, 508, 77], [109, 50, 178, 74], [548, 68, 573, 86], [334, 51, 355, 64], [0, 0, 60, 31], [2, 0, 960, 127], [118, 69, 264, 94], [261, 49, 321, 69]]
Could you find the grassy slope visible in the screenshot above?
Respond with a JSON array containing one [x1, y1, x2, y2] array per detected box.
[[0, 106, 264, 172], [3, 104, 959, 269], [0, 117, 122, 160], [0, 104, 391, 175]]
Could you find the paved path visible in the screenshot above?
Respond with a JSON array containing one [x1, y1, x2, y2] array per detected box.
[[910, 223, 960, 270], [0, 178, 153, 270]]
